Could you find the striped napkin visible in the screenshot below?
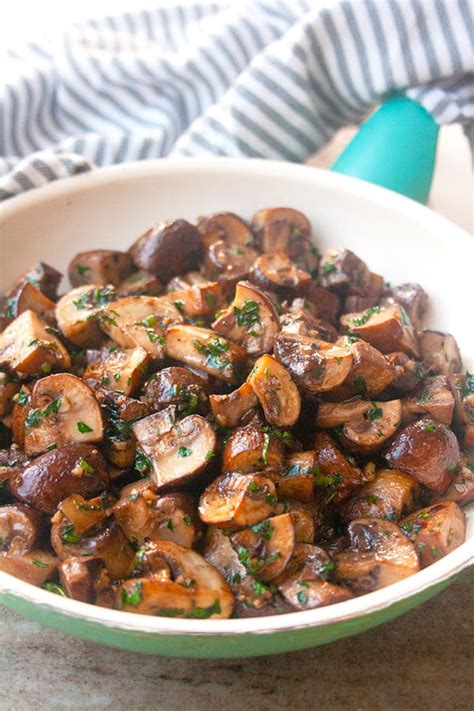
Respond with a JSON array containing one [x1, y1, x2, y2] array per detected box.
[[0, 0, 472, 201]]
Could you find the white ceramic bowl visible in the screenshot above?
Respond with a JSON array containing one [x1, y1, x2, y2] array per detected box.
[[0, 158, 472, 657]]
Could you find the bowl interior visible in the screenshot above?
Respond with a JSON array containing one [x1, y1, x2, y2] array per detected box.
[[0, 158, 472, 637]]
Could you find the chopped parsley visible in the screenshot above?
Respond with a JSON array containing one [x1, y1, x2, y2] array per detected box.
[[205, 450, 216, 460], [166, 518, 174, 531], [76, 264, 90, 277], [233, 300, 260, 332], [78, 458, 94, 474], [120, 581, 143, 608], [61, 524, 81, 544], [73, 285, 115, 310], [183, 515, 193, 527], [42, 582, 67, 596], [17, 390, 29, 406], [177, 446, 192, 457], [258, 431, 271, 466], [296, 591, 308, 604], [367, 403, 383, 421], [186, 600, 221, 619], [134, 449, 151, 475], [77, 420, 93, 434], [423, 423, 437, 432], [350, 305, 383, 327], [25, 396, 62, 428], [31, 559, 49, 568], [320, 261, 337, 275], [251, 520, 274, 540], [193, 337, 230, 372], [353, 375, 368, 397]]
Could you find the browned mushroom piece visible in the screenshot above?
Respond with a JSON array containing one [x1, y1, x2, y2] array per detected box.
[[113, 483, 202, 548], [166, 271, 208, 292], [278, 543, 353, 610], [0, 373, 20, 417], [203, 240, 259, 287], [212, 281, 280, 356], [165, 325, 245, 383], [0, 504, 46, 554], [304, 284, 341, 323], [441, 457, 474, 506], [251, 208, 312, 260], [400, 501, 466, 567], [402, 375, 455, 425], [316, 400, 376, 428], [58, 556, 105, 602], [165, 282, 224, 318], [84, 346, 149, 397], [319, 248, 371, 295], [229, 513, 295, 582], [335, 518, 419, 594], [118, 269, 164, 297], [274, 333, 352, 395], [247, 354, 301, 427], [448, 373, 474, 448], [249, 251, 312, 298], [11, 262, 62, 301], [0, 310, 71, 377], [0, 549, 58, 586], [341, 304, 419, 358], [6, 281, 57, 324], [210, 382, 258, 428], [199, 472, 277, 528], [342, 272, 385, 315], [51, 515, 134, 580], [99, 295, 184, 360], [280, 303, 338, 342], [387, 352, 425, 393], [56, 285, 116, 348], [203, 525, 247, 586], [9, 443, 109, 515], [270, 451, 316, 503], [222, 425, 284, 474], [385, 418, 460, 494], [197, 211, 254, 247], [117, 540, 234, 618], [314, 432, 363, 503], [0, 447, 29, 493], [128, 219, 202, 281], [285, 502, 317, 543], [69, 250, 134, 288], [340, 468, 416, 523], [23, 374, 103, 457], [339, 400, 402, 456], [417, 330, 462, 376], [383, 283, 428, 329], [132, 411, 216, 491], [329, 337, 396, 399], [141, 366, 208, 416]]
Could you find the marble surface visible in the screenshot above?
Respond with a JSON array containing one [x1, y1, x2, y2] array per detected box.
[[0, 568, 472, 711]]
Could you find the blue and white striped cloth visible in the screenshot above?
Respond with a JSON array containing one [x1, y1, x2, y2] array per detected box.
[[1, 0, 473, 201]]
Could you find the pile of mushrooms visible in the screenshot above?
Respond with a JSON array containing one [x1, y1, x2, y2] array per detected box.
[[0, 207, 470, 619]]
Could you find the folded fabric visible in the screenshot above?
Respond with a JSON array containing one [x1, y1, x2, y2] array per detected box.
[[0, 0, 472, 200]]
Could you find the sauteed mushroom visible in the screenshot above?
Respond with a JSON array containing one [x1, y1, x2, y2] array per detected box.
[[319, 248, 370, 295], [198, 212, 253, 247], [340, 468, 416, 523], [58, 556, 105, 602], [247, 354, 301, 427], [204, 241, 259, 286], [210, 382, 258, 428], [56, 285, 116, 348], [84, 346, 149, 397], [250, 252, 312, 298], [400, 501, 466, 567], [340, 304, 419, 358], [141, 366, 208, 416], [418, 330, 463, 376], [402, 375, 454, 425], [69, 250, 133, 288], [6, 281, 56, 325], [229, 513, 295, 581], [222, 425, 284, 473], [128, 220, 202, 281], [166, 325, 245, 383], [199, 472, 276, 528], [118, 270, 163, 297], [383, 283, 428, 329]]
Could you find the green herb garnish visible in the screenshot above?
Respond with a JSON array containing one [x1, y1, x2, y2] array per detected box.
[[77, 420, 93, 433]]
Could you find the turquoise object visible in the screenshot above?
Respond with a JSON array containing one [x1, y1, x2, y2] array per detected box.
[[332, 95, 439, 204]]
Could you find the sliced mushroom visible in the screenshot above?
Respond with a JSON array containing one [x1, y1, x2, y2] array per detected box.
[[286, 502, 317, 543], [0, 504, 46, 554], [141, 366, 208, 416], [132, 412, 216, 491], [222, 425, 284, 473], [403, 375, 454, 425], [166, 271, 208, 292], [113, 485, 202, 548], [166, 282, 223, 318], [250, 251, 312, 298], [441, 457, 474, 506], [270, 451, 316, 503], [340, 400, 402, 456], [331, 337, 396, 399], [56, 285, 116, 348], [198, 211, 254, 247], [449, 373, 474, 448], [117, 540, 234, 618], [0, 549, 58, 586], [229, 513, 295, 581], [278, 543, 352, 610], [319, 248, 371, 295], [385, 418, 460, 494], [418, 330, 463, 376], [69, 250, 133, 288], [280, 306, 338, 342], [84, 346, 149, 397], [9, 262, 62, 301], [274, 333, 352, 395], [210, 382, 258, 428], [51, 515, 134, 580], [128, 219, 202, 281], [316, 400, 374, 428], [6, 281, 56, 325], [203, 525, 247, 588], [340, 468, 416, 523], [58, 556, 105, 602], [99, 295, 184, 360], [314, 432, 363, 503], [387, 352, 425, 394], [23, 374, 103, 457], [383, 283, 428, 329], [340, 304, 419, 358], [199, 472, 277, 528], [118, 269, 163, 297], [0, 310, 71, 377], [203, 240, 259, 287], [0, 373, 20, 417], [165, 325, 245, 383], [11, 390, 32, 449], [400, 501, 466, 567], [212, 281, 280, 356], [247, 354, 301, 427], [9, 443, 109, 515], [335, 518, 419, 594], [304, 284, 340, 323], [57, 492, 111, 536], [251, 208, 312, 259]]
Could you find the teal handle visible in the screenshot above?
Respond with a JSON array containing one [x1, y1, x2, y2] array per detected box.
[[331, 95, 439, 204]]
